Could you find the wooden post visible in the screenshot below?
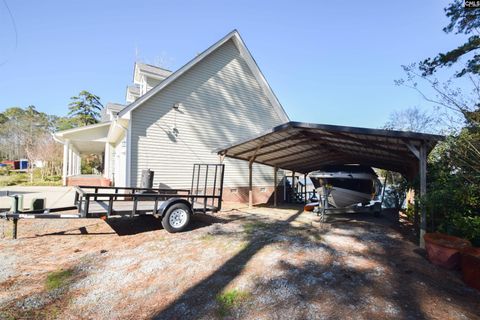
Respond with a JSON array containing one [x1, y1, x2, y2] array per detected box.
[[248, 161, 253, 209], [419, 142, 427, 248], [273, 166, 278, 207]]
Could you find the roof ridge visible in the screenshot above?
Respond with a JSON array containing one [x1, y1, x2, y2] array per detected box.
[[118, 30, 288, 122]]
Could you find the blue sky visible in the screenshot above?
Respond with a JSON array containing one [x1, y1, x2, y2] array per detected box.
[[0, 0, 465, 128]]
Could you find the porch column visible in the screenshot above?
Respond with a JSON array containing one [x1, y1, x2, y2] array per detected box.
[[75, 152, 81, 175], [273, 166, 278, 207], [72, 151, 76, 176], [104, 143, 110, 179], [68, 147, 73, 176], [72, 150, 77, 176], [62, 140, 70, 186]]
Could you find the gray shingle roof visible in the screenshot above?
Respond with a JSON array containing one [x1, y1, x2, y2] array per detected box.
[[136, 63, 172, 78]]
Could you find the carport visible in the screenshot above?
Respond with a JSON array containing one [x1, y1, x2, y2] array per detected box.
[[216, 121, 443, 247]]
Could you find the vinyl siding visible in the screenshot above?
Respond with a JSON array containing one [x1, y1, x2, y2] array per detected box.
[[146, 77, 161, 91], [130, 39, 285, 189]]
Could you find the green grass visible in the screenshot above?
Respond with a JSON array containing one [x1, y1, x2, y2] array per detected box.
[[0, 173, 61, 187], [45, 269, 74, 291], [243, 221, 271, 235], [216, 289, 250, 317]]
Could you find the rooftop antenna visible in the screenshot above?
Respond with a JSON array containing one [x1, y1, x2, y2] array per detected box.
[[134, 45, 141, 62]]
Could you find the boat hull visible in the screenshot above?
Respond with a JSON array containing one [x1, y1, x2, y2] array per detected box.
[[309, 165, 380, 208], [326, 187, 374, 208]]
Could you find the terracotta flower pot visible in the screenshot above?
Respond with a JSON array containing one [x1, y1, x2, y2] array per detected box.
[[304, 202, 318, 212], [424, 233, 471, 269], [461, 247, 480, 291]]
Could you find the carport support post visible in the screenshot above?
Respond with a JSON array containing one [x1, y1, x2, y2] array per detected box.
[[291, 171, 295, 202], [304, 174, 307, 203], [273, 166, 277, 207], [248, 161, 253, 209], [419, 142, 427, 248]]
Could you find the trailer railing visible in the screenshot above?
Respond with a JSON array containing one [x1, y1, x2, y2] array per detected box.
[[74, 186, 222, 218], [73, 164, 225, 218], [2, 164, 225, 238]]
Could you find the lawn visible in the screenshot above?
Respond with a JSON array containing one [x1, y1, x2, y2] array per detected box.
[[0, 205, 479, 319], [0, 172, 62, 187]]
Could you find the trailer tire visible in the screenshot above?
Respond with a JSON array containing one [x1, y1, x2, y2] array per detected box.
[[161, 203, 191, 233]]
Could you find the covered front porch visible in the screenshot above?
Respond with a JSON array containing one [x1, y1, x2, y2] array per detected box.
[[53, 120, 128, 187]]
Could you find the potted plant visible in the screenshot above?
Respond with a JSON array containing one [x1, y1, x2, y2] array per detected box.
[[460, 247, 480, 290], [424, 233, 471, 269]]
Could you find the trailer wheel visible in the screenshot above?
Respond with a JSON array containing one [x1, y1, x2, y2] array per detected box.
[[161, 203, 191, 233]]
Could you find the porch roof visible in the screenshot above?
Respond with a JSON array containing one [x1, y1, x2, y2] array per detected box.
[[53, 122, 111, 153]]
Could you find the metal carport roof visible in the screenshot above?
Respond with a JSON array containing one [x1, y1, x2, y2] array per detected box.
[[216, 121, 443, 179], [216, 121, 443, 248]]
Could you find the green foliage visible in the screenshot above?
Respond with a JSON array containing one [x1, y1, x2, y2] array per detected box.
[[0, 105, 51, 160], [45, 268, 74, 291], [0, 173, 29, 186], [68, 90, 103, 126], [425, 119, 480, 241], [420, 1, 480, 77], [216, 289, 250, 317], [81, 154, 102, 174], [0, 166, 8, 176], [0, 172, 61, 187], [404, 203, 415, 222]]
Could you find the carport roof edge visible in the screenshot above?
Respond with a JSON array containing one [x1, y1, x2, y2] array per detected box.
[[215, 121, 444, 176]]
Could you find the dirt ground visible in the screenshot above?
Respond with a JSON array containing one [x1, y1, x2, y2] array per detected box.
[[0, 204, 479, 320]]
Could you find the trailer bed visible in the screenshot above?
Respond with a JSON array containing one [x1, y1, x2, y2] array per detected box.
[[85, 200, 216, 215]]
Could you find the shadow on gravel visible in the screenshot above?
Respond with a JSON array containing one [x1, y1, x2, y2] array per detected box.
[[106, 213, 231, 236], [153, 207, 480, 319], [19, 223, 116, 239], [153, 208, 305, 319]]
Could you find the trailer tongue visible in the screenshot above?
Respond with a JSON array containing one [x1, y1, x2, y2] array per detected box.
[[1, 164, 225, 238]]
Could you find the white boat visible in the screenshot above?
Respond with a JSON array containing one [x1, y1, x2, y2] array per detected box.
[[308, 165, 381, 208]]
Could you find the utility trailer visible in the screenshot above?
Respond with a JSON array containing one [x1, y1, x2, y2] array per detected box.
[[1, 164, 225, 238]]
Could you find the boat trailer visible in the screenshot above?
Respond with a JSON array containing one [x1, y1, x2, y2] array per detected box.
[[1, 164, 225, 239], [315, 186, 382, 222]]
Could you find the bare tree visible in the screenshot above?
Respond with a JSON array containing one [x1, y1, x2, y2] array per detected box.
[[383, 106, 440, 133]]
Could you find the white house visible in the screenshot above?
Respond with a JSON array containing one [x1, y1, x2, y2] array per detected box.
[[54, 30, 289, 203]]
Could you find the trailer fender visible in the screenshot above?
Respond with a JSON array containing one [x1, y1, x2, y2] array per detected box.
[[156, 198, 192, 217]]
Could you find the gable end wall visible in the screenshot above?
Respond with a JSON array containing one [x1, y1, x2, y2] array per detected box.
[[130, 40, 286, 198]]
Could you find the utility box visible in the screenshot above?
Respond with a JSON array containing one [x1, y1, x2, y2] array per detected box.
[[140, 169, 154, 189], [10, 195, 23, 212], [31, 198, 46, 211]]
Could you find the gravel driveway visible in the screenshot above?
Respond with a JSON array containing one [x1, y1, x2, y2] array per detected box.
[[0, 204, 479, 319]]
